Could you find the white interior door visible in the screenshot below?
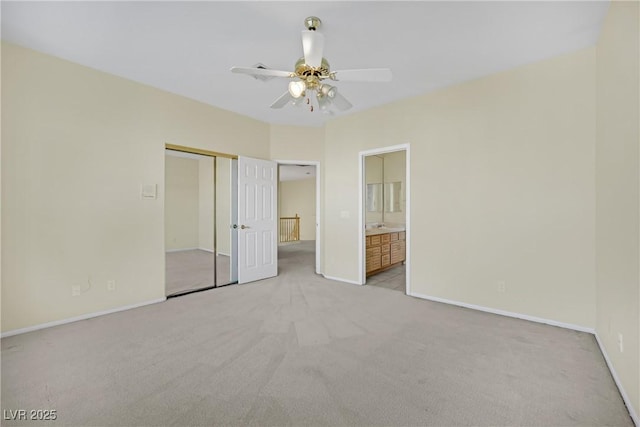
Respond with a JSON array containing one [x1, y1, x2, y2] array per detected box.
[[237, 156, 278, 284]]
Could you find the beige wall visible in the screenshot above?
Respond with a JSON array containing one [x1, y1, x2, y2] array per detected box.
[[324, 47, 597, 328], [165, 155, 199, 250], [279, 178, 316, 241], [1, 42, 269, 332], [595, 1, 640, 418], [270, 125, 324, 162]]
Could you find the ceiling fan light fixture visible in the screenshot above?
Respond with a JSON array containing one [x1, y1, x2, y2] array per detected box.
[[317, 93, 331, 111], [320, 84, 337, 99], [231, 15, 391, 114], [288, 80, 306, 98]]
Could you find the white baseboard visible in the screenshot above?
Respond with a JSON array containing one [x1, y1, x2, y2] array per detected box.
[[408, 292, 595, 333], [1, 298, 167, 338], [323, 274, 363, 286], [595, 333, 639, 426]]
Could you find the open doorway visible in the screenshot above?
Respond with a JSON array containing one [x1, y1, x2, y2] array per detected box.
[[359, 145, 410, 294], [164, 147, 237, 297], [277, 161, 321, 275]]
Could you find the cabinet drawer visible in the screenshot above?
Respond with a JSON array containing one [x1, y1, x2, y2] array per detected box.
[[367, 247, 381, 258], [367, 256, 382, 272], [370, 235, 381, 246], [390, 232, 399, 241], [381, 243, 390, 254], [366, 262, 378, 273], [399, 231, 406, 241], [366, 236, 371, 247], [381, 233, 391, 244], [390, 241, 406, 264], [381, 254, 391, 267]]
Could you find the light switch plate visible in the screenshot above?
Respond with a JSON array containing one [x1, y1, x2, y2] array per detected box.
[[141, 184, 157, 199]]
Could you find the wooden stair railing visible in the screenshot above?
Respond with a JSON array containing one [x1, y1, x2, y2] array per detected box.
[[279, 214, 300, 243]]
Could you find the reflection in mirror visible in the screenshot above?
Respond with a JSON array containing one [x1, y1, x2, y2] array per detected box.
[[215, 156, 232, 286], [364, 151, 406, 226], [384, 182, 402, 213], [366, 183, 383, 212], [365, 155, 383, 224], [165, 150, 215, 296]]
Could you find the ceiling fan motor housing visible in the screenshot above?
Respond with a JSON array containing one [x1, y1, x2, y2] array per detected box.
[[294, 57, 330, 80]]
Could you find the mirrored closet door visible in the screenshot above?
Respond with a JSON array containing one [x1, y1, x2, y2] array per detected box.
[[164, 149, 237, 297]]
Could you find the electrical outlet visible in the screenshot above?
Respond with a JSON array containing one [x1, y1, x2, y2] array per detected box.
[[71, 286, 81, 297], [107, 280, 116, 292], [618, 333, 624, 353], [497, 281, 506, 293]]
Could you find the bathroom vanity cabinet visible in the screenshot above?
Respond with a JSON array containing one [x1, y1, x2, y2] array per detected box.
[[366, 231, 406, 276]]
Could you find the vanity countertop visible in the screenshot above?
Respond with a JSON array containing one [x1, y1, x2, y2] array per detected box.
[[365, 227, 405, 236]]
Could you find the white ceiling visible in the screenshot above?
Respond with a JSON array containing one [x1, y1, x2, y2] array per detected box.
[[2, 1, 609, 127]]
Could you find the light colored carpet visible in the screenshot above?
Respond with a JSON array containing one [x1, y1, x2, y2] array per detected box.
[[165, 250, 231, 295], [1, 240, 633, 426]]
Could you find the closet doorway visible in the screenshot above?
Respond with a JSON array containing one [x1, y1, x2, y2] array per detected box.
[[164, 146, 237, 297]]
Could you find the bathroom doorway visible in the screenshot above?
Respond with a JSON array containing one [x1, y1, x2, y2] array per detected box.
[[359, 145, 410, 294], [164, 146, 237, 297]]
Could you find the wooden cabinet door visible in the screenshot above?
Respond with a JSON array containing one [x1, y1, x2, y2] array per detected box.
[[366, 246, 381, 272]]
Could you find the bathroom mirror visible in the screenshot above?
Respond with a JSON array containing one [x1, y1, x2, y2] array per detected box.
[[384, 182, 402, 213], [366, 183, 383, 212], [364, 152, 405, 224]]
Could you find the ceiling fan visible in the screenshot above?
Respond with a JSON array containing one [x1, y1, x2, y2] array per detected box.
[[230, 16, 392, 113]]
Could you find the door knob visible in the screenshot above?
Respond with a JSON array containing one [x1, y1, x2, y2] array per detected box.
[[232, 224, 238, 229], [240, 225, 249, 229]]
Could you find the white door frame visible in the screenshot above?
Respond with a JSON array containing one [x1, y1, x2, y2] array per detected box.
[[358, 144, 411, 294], [275, 160, 322, 275]]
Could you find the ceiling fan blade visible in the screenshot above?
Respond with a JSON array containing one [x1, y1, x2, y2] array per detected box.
[[230, 67, 293, 78], [331, 68, 393, 82], [331, 91, 353, 111], [301, 30, 325, 68], [270, 91, 293, 109]]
